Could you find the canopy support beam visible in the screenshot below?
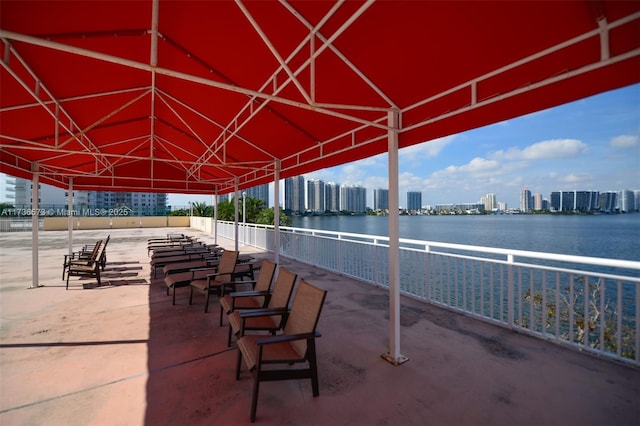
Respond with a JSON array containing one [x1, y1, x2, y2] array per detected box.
[[381, 110, 407, 365], [30, 165, 42, 289]]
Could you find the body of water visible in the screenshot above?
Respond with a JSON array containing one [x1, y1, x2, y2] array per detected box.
[[290, 214, 640, 262]]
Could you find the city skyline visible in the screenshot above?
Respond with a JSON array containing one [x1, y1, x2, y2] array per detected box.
[[168, 84, 639, 209]]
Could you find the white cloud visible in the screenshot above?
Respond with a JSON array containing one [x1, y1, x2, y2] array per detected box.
[[558, 172, 593, 184], [435, 157, 501, 179], [610, 135, 639, 148], [490, 139, 588, 161], [400, 135, 455, 160], [399, 172, 424, 190]]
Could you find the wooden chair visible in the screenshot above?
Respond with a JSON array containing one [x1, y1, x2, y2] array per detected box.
[[150, 247, 217, 278], [218, 259, 277, 326], [236, 279, 327, 422], [62, 239, 102, 280], [165, 250, 238, 306], [188, 250, 240, 312], [62, 235, 110, 280], [227, 267, 297, 347], [97, 234, 110, 271], [65, 240, 107, 289]]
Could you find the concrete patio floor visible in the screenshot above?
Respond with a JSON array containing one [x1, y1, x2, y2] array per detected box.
[[0, 227, 638, 426]]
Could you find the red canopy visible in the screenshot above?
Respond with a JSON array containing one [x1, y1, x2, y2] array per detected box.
[[1, 1, 639, 195]]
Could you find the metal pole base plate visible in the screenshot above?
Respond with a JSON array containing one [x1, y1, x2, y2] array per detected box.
[[381, 352, 409, 366]]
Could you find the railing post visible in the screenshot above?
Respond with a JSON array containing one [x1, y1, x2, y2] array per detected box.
[[507, 254, 514, 328], [425, 244, 431, 302], [338, 234, 343, 274]]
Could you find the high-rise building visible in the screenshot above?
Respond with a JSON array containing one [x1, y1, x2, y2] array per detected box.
[[325, 183, 340, 212], [11, 175, 166, 214], [618, 189, 635, 213], [373, 188, 389, 210], [533, 193, 543, 211], [340, 185, 367, 213], [407, 191, 422, 212], [550, 190, 600, 212], [284, 176, 305, 213], [89, 191, 167, 215], [16, 178, 82, 209], [245, 184, 269, 207], [574, 191, 599, 211], [598, 191, 617, 212], [307, 180, 326, 212], [482, 193, 496, 211], [0, 173, 16, 204], [520, 187, 532, 212]]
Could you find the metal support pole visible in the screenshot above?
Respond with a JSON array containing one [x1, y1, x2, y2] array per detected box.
[[234, 180, 239, 251], [211, 192, 218, 244], [382, 109, 407, 365], [30, 166, 42, 289], [273, 160, 281, 264], [213, 189, 218, 245], [242, 191, 247, 246], [67, 178, 73, 256]]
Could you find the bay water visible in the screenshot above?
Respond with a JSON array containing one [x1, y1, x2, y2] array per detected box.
[[290, 213, 640, 262]]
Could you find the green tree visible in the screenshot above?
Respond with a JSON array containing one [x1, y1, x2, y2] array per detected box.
[[243, 197, 264, 223], [256, 208, 291, 226], [217, 200, 235, 221], [191, 201, 212, 217]]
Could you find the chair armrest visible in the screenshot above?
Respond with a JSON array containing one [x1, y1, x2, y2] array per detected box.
[[256, 331, 321, 345], [205, 270, 231, 280], [229, 289, 269, 298], [231, 279, 257, 286], [190, 266, 219, 273], [190, 267, 220, 280], [238, 307, 289, 318]]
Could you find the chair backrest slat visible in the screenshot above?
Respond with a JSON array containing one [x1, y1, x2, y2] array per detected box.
[[254, 260, 277, 293], [267, 267, 297, 310], [216, 250, 239, 282], [284, 280, 327, 357], [92, 242, 107, 266], [89, 240, 103, 261], [250, 260, 277, 306]]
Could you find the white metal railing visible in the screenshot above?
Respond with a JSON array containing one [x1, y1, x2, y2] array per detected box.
[[0, 218, 44, 232], [196, 220, 640, 366]]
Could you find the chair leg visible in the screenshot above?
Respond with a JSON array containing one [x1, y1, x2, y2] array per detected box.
[[188, 286, 193, 305], [173, 286, 177, 305], [219, 303, 224, 326], [95, 268, 101, 287], [235, 348, 243, 380], [308, 339, 320, 397], [204, 289, 210, 313], [250, 371, 260, 422], [227, 323, 233, 347]]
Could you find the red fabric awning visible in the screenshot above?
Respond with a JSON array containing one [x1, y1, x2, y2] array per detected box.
[[1, 1, 639, 194]]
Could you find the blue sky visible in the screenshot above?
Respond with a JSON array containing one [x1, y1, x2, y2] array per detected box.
[[171, 83, 640, 209]]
